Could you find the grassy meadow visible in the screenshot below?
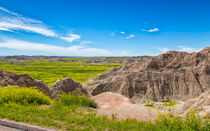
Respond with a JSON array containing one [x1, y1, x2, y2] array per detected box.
[[0, 58, 121, 86]]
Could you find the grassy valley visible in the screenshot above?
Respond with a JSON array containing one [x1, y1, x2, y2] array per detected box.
[[0, 57, 122, 86]]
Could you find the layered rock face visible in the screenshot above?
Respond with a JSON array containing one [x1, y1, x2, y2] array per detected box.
[[87, 47, 210, 102], [0, 69, 49, 93]]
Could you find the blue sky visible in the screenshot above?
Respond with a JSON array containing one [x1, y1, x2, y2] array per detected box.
[[0, 0, 209, 56]]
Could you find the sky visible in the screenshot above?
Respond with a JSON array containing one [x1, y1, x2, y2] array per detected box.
[[0, 0, 209, 56]]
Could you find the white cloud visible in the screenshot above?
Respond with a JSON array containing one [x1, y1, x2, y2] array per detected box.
[[178, 46, 202, 52], [0, 7, 57, 37], [0, 39, 112, 56], [60, 33, 81, 43], [157, 47, 169, 53], [0, 6, 18, 16], [120, 31, 125, 34], [143, 28, 159, 32], [0, 27, 12, 31], [126, 34, 135, 39], [0, 21, 57, 37], [158, 46, 202, 53], [0, 6, 85, 43], [0, 39, 141, 56]]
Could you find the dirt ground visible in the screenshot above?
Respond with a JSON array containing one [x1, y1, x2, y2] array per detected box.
[[93, 92, 158, 121]]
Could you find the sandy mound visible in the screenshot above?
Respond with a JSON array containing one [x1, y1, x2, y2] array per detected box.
[[93, 92, 135, 109], [93, 92, 158, 121]]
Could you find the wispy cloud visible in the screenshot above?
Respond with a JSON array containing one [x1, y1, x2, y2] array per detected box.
[[157, 47, 169, 53], [0, 7, 57, 37], [178, 46, 202, 52], [60, 33, 81, 43], [0, 27, 12, 31], [0, 39, 112, 56], [0, 38, 140, 56], [0, 6, 86, 43], [126, 34, 135, 39], [143, 28, 159, 32], [120, 31, 125, 34], [0, 6, 18, 16], [0, 21, 57, 37], [158, 46, 202, 53]]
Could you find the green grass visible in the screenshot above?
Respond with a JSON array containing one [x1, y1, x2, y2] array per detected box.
[[163, 101, 178, 107], [55, 93, 97, 108], [144, 102, 155, 108], [0, 86, 52, 105], [0, 58, 121, 86], [0, 87, 209, 130]]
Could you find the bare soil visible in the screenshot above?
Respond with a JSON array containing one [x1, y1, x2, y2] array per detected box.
[[93, 92, 158, 121]]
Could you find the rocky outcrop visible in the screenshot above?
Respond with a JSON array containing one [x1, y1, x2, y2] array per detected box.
[[0, 69, 88, 97], [0, 69, 49, 93], [174, 90, 210, 116], [87, 47, 210, 102], [49, 78, 88, 98]]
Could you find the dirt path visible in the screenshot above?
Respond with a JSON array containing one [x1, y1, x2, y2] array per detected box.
[[93, 92, 158, 121]]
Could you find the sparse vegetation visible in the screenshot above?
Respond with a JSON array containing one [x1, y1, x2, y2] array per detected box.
[[144, 102, 155, 108], [157, 111, 210, 131], [163, 101, 178, 107]]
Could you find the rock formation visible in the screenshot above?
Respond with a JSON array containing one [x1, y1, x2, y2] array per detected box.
[[0, 69, 88, 97], [87, 47, 210, 102], [0, 69, 49, 93], [174, 89, 210, 115], [49, 78, 88, 98]]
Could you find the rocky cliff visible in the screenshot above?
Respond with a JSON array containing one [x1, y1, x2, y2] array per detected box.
[[87, 47, 210, 102]]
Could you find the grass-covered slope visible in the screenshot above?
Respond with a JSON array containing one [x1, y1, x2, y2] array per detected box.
[[0, 87, 209, 131]]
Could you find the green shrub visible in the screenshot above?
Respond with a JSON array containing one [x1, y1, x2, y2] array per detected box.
[[0, 86, 52, 105], [144, 103, 155, 108], [163, 101, 177, 107], [156, 110, 210, 130], [56, 93, 97, 108]]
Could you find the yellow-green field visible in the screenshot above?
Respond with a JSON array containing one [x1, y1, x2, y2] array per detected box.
[[0, 58, 121, 86]]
